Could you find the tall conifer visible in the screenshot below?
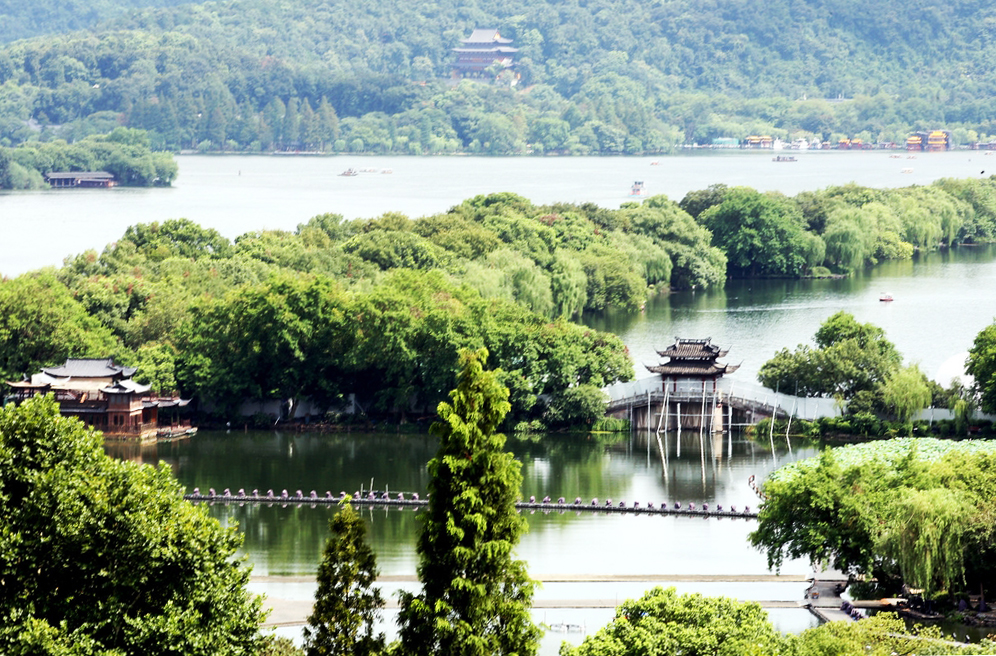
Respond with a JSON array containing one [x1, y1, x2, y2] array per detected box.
[[304, 500, 385, 656], [398, 348, 539, 656]]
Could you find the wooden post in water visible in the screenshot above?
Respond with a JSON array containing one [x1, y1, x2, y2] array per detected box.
[[655, 389, 669, 480], [676, 403, 682, 458], [768, 399, 777, 463], [647, 390, 651, 442], [784, 398, 796, 456]]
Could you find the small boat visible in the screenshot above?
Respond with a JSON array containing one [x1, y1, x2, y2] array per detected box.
[[879, 294, 894, 302], [630, 181, 646, 197], [339, 168, 359, 177], [772, 155, 797, 162], [901, 168, 913, 174]]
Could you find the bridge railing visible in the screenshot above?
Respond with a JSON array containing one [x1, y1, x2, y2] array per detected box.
[[603, 377, 843, 421], [717, 378, 840, 421]]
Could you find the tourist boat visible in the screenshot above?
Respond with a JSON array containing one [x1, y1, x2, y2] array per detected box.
[[339, 168, 359, 176], [879, 293, 894, 302], [630, 181, 646, 197], [772, 155, 797, 162]]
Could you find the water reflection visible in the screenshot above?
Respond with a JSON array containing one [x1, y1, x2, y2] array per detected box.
[[120, 429, 814, 579], [591, 245, 996, 383]]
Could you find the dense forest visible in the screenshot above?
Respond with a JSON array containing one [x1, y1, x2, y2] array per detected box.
[[3, 175, 996, 424], [2, 0, 996, 153]]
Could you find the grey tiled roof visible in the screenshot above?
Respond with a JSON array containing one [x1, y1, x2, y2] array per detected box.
[[42, 358, 137, 379]]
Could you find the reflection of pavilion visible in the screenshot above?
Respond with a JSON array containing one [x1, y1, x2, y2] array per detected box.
[[5, 358, 192, 440], [646, 338, 739, 432]]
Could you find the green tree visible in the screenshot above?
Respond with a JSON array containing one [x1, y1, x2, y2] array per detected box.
[[0, 395, 265, 655], [698, 188, 821, 278], [304, 499, 385, 656], [397, 348, 539, 656], [758, 312, 901, 399], [560, 587, 784, 656], [545, 384, 608, 429], [0, 270, 120, 381], [879, 364, 932, 422], [967, 321, 996, 414]]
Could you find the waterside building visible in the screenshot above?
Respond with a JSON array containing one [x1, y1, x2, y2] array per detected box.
[[5, 358, 191, 440]]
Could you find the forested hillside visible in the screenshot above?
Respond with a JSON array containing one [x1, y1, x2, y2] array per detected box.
[[1, 0, 996, 153], [0, 0, 204, 43]]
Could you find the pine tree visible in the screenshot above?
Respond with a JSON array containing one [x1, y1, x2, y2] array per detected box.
[[397, 348, 539, 656], [304, 500, 385, 656]]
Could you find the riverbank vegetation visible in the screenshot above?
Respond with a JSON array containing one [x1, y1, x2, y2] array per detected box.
[[0, 127, 177, 189], [6, 0, 996, 154], [562, 587, 996, 656], [0, 395, 266, 654], [5, 175, 996, 424], [757, 311, 979, 436], [751, 438, 996, 608]]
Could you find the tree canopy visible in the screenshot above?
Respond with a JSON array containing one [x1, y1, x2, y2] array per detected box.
[[561, 587, 784, 656], [750, 439, 996, 598], [5, 0, 996, 154], [397, 348, 539, 656], [0, 394, 266, 655], [757, 311, 902, 399], [304, 499, 385, 656]]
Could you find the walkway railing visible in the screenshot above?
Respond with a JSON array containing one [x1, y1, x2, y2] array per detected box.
[[185, 488, 758, 519]]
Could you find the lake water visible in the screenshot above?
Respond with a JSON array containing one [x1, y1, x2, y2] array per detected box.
[[110, 429, 822, 652], [0, 150, 989, 277], [12, 151, 996, 649]]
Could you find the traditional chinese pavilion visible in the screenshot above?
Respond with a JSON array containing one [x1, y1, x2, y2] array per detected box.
[[5, 358, 191, 440], [452, 28, 518, 80], [646, 338, 739, 431]]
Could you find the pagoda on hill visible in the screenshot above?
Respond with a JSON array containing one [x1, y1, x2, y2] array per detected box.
[[452, 28, 519, 81]]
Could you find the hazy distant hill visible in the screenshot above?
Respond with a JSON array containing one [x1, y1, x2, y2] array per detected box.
[[0, 0, 205, 43], [1, 0, 994, 153]]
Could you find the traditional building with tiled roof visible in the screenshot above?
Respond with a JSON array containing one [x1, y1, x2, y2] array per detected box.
[[6, 358, 192, 440], [647, 338, 740, 381], [452, 28, 519, 82], [647, 338, 739, 432]]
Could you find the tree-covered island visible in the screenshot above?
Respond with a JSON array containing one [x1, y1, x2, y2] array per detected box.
[[0, 127, 177, 188], [6, 175, 996, 428]]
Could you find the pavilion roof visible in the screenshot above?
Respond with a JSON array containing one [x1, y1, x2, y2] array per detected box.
[[646, 361, 741, 376], [42, 358, 137, 379], [461, 28, 513, 45], [102, 380, 151, 395], [646, 337, 739, 378], [655, 337, 729, 360]]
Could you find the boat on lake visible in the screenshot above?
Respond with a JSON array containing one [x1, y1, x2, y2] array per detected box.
[[339, 168, 359, 176], [880, 293, 894, 302], [773, 155, 797, 162], [630, 181, 646, 197]]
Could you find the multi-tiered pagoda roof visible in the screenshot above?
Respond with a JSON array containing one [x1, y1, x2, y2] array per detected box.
[[452, 28, 517, 77], [646, 338, 740, 377]]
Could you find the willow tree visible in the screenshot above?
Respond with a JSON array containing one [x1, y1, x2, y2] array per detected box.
[[397, 348, 539, 656], [877, 488, 975, 597]]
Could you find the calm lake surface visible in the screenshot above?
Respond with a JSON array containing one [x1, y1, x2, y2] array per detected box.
[[110, 430, 822, 652], [10, 151, 996, 648]]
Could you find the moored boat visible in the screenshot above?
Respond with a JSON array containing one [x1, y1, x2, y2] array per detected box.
[[339, 168, 359, 176]]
